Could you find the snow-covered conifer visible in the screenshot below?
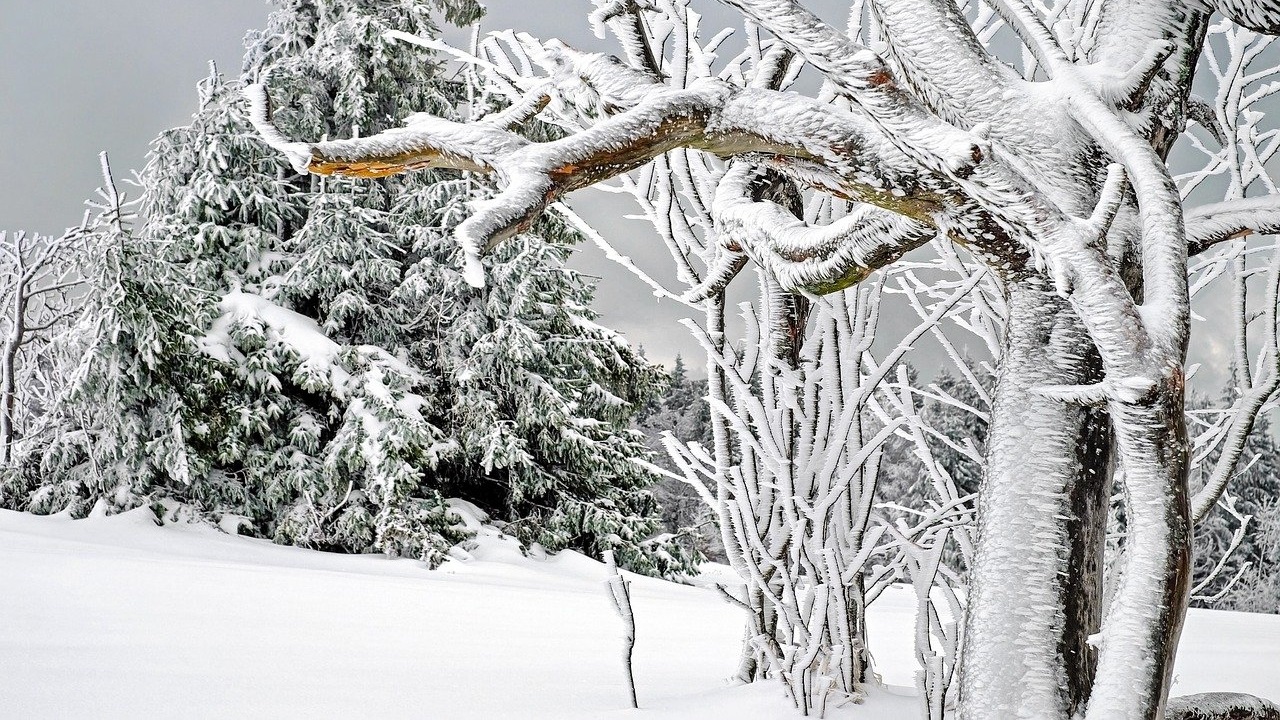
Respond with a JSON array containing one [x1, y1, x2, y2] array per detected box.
[[394, 173, 683, 574], [19, 0, 684, 574], [22, 154, 226, 517]]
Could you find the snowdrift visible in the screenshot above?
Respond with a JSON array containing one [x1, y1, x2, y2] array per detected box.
[[1, 508, 1276, 719]]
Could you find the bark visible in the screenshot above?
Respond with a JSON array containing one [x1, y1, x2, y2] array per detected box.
[[1065, 402, 1113, 716], [1086, 381, 1192, 720], [959, 281, 1111, 719]]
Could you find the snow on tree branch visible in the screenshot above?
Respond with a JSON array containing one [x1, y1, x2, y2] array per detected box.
[[1187, 196, 1280, 255], [712, 162, 936, 294], [717, 0, 988, 175], [247, 59, 972, 289], [1207, 0, 1280, 35]]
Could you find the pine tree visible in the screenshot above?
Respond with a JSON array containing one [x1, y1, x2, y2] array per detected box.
[[16, 0, 687, 574], [633, 355, 718, 560]]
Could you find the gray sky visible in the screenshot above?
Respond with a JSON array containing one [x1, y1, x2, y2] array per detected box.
[[0, 1, 1242, 389], [0, 0, 271, 233]]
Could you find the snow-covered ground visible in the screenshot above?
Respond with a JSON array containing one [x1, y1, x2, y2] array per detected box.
[[1, 508, 1276, 719]]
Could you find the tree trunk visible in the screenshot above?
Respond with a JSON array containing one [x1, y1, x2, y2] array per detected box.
[[0, 342, 18, 466], [1085, 379, 1191, 720], [960, 280, 1112, 719], [0, 296, 26, 466]]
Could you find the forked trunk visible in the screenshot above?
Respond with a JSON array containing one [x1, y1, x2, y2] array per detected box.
[[963, 278, 1192, 720]]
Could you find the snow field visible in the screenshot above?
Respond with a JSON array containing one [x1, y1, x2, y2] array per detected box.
[[1, 509, 1275, 719]]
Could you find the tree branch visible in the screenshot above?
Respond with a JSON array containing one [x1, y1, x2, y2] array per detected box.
[[1209, 0, 1280, 36], [869, 0, 1022, 125], [248, 75, 962, 287], [1186, 196, 1280, 256], [589, 0, 663, 77], [715, 0, 987, 177], [1189, 241, 1280, 523], [713, 162, 935, 294]]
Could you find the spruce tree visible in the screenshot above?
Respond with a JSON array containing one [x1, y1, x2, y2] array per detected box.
[[634, 355, 719, 560], [16, 0, 688, 574]]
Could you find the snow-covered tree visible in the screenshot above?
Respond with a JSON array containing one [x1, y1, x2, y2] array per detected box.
[[397, 179, 678, 573], [0, 226, 91, 467], [246, 0, 681, 571], [634, 356, 718, 554], [16, 0, 685, 575], [16, 153, 228, 517], [251, 1, 1280, 717]]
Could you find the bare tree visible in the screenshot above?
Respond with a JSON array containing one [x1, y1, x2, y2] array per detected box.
[[417, 7, 987, 712], [0, 223, 90, 466], [248, 1, 1280, 718]]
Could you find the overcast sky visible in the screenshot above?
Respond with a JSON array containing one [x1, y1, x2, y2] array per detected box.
[[0, 1, 1243, 388]]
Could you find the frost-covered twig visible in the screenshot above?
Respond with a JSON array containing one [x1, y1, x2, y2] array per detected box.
[[1189, 493, 1254, 603], [1187, 196, 1280, 256], [603, 550, 638, 709]]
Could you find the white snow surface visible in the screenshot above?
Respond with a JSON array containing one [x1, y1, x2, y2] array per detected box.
[[1, 508, 1276, 719]]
